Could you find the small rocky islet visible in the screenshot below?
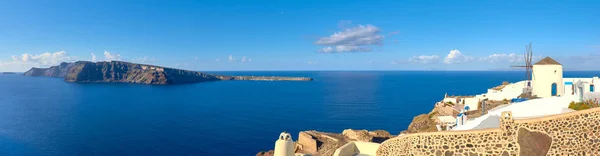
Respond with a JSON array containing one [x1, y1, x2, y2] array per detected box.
[[22, 61, 312, 84]]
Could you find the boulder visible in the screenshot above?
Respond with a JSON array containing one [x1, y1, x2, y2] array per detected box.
[[368, 130, 391, 137], [258, 129, 394, 156], [342, 129, 372, 142], [297, 132, 318, 153], [369, 130, 394, 143], [517, 128, 552, 156], [255, 150, 274, 156]]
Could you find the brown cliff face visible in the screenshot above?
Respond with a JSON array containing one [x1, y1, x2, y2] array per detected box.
[[23, 61, 312, 85], [62, 61, 220, 84]]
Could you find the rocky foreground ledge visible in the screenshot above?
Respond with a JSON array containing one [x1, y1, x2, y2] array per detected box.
[[256, 129, 394, 156], [23, 61, 312, 84]]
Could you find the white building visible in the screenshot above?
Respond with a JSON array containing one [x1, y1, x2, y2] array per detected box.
[[562, 77, 599, 98], [529, 56, 598, 99], [532, 57, 564, 98], [451, 56, 599, 131], [481, 81, 527, 101], [442, 95, 480, 111]]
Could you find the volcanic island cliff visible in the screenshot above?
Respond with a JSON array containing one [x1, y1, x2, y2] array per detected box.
[[23, 61, 312, 84]]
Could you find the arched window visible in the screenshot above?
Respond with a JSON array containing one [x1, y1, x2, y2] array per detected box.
[[527, 81, 531, 87], [551, 83, 558, 96]]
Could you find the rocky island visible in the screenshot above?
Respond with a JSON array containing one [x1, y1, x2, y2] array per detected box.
[[23, 61, 312, 84]]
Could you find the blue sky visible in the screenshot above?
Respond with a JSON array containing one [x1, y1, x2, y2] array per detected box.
[[0, 0, 599, 71]]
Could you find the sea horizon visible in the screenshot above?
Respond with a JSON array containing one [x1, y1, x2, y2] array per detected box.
[[2, 70, 600, 155]]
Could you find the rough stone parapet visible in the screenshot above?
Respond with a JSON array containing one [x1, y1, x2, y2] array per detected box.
[[377, 107, 600, 155]]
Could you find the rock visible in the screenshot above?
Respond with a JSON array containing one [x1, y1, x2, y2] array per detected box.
[[297, 132, 318, 153], [369, 130, 394, 143], [342, 129, 372, 142], [255, 150, 274, 156], [406, 114, 438, 134], [260, 129, 393, 156], [303, 131, 347, 156], [444, 151, 454, 156], [518, 128, 552, 156], [368, 130, 391, 137]]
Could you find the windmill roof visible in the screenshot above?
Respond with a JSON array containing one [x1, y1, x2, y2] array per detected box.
[[534, 57, 561, 65]]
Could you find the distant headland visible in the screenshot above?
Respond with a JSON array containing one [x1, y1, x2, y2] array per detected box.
[[1, 72, 17, 74], [23, 61, 312, 85]]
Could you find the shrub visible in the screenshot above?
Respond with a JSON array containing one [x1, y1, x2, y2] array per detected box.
[[428, 111, 438, 118], [569, 101, 592, 111], [502, 98, 509, 104]]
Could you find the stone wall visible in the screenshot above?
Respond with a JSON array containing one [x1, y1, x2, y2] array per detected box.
[[377, 107, 600, 155]]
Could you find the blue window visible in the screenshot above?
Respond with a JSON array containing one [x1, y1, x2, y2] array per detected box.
[[591, 85, 595, 92]]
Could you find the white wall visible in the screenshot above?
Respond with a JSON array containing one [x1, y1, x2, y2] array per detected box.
[[464, 98, 480, 111], [563, 77, 599, 96], [442, 97, 481, 111], [483, 81, 526, 101], [333, 142, 379, 156], [532, 65, 563, 98]]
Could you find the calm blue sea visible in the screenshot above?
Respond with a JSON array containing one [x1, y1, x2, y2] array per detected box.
[[0, 71, 599, 156]]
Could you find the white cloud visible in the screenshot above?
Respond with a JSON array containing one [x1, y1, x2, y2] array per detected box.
[[104, 51, 121, 61], [226, 55, 251, 63], [443, 49, 473, 64], [319, 47, 333, 53], [409, 55, 440, 64], [17, 51, 71, 65], [315, 24, 384, 53], [90, 53, 97, 62], [479, 53, 521, 63], [388, 31, 400, 36], [228, 55, 235, 62], [215, 58, 221, 62], [195, 56, 199, 60], [0, 51, 73, 72], [319, 45, 371, 53], [308, 61, 318, 65], [132, 56, 156, 64]]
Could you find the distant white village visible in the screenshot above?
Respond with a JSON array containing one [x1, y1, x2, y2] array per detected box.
[[441, 57, 600, 131]]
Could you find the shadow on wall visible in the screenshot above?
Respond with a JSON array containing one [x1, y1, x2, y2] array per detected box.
[[470, 115, 501, 130], [0, 136, 41, 156]]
